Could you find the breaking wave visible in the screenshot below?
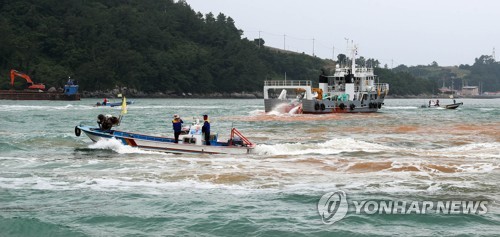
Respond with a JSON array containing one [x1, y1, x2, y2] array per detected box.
[[88, 138, 161, 154], [255, 138, 393, 155], [255, 138, 500, 159]]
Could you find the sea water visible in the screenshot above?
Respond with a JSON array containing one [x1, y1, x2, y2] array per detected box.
[[0, 98, 498, 236]]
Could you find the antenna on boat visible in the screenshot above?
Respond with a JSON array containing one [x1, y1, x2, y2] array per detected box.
[[344, 37, 349, 67], [351, 43, 358, 74]]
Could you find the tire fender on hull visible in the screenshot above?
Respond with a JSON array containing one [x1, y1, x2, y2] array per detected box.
[[339, 103, 346, 110], [75, 126, 81, 137]]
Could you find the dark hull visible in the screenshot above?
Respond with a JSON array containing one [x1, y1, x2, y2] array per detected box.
[[264, 98, 385, 113], [445, 102, 463, 109], [301, 99, 384, 113], [0, 90, 80, 100], [96, 101, 134, 107]]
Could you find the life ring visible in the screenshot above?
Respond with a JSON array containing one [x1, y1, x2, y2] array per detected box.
[[320, 103, 326, 110], [339, 103, 346, 110], [314, 103, 320, 110], [75, 126, 81, 137], [350, 104, 355, 110]]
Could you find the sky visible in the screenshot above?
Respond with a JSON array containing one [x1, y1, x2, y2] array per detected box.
[[185, 0, 499, 67]]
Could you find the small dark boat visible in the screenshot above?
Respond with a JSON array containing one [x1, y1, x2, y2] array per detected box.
[[95, 100, 134, 107], [421, 99, 463, 109], [445, 102, 463, 109]]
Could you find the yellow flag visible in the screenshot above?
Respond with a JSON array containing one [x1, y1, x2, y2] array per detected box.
[[121, 97, 127, 115]]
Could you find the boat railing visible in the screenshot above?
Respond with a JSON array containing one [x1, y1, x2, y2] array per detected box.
[[264, 80, 312, 87], [334, 67, 374, 74], [354, 67, 374, 74]]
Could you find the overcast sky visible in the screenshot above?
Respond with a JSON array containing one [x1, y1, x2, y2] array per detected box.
[[185, 0, 499, 67]]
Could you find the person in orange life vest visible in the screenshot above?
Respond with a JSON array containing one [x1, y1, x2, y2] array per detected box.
[[172, 114, 184, 143], [201, 114, 211, 145]]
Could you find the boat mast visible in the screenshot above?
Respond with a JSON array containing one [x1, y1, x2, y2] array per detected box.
[[351, 44, 357, 74]]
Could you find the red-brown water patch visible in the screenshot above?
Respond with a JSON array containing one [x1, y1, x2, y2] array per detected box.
[[347, 161, 393, 173]]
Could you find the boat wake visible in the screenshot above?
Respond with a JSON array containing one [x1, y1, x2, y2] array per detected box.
[[248, 109, 265, 116], [88, 138, 161, 154], [267, 101, 302, 115]]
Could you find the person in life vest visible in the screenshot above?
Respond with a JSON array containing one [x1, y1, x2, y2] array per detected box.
[[201, 114, 210, 145], [172, 114, 183, 143], [103, 98, 108, 105]]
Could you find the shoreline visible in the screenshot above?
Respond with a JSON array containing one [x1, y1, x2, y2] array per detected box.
[[81, 91, 500, 100]]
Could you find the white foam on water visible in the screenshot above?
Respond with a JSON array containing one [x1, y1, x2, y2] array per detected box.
[[75, 177, 258, 194], [131, 105, 224, 109], [456, 163, 497, 173], [0, 176, 70, 190], [268, 102, 300, 115], [0, 104, 107, 112], [431, 142, 500, 159], [248, 109, 265, 116], [88, 138, 162, 154], [438, 142, 500, 152], [383, 106, 418, 110], [255, 138, 394, 155], [0, 104, 70, 111], [265, 110, 284, 116], [288, 106, 301, 114]]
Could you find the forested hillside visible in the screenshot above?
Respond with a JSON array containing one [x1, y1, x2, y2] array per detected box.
[[0, 0, 326, 94], [1, 0, 497, 96], [392, 55, 500, 93]]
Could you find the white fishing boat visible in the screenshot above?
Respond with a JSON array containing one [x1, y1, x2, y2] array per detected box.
[[75, 97, 255, 154], [75, 123, 255, 154]]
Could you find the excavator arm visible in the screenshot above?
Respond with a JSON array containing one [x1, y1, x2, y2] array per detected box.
[[10, 69, 46, 90]]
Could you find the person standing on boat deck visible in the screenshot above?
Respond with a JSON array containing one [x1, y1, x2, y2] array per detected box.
[[172, 114, 183, 143], [435, 99, 440, 106], [202, 114, 211, 145]]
